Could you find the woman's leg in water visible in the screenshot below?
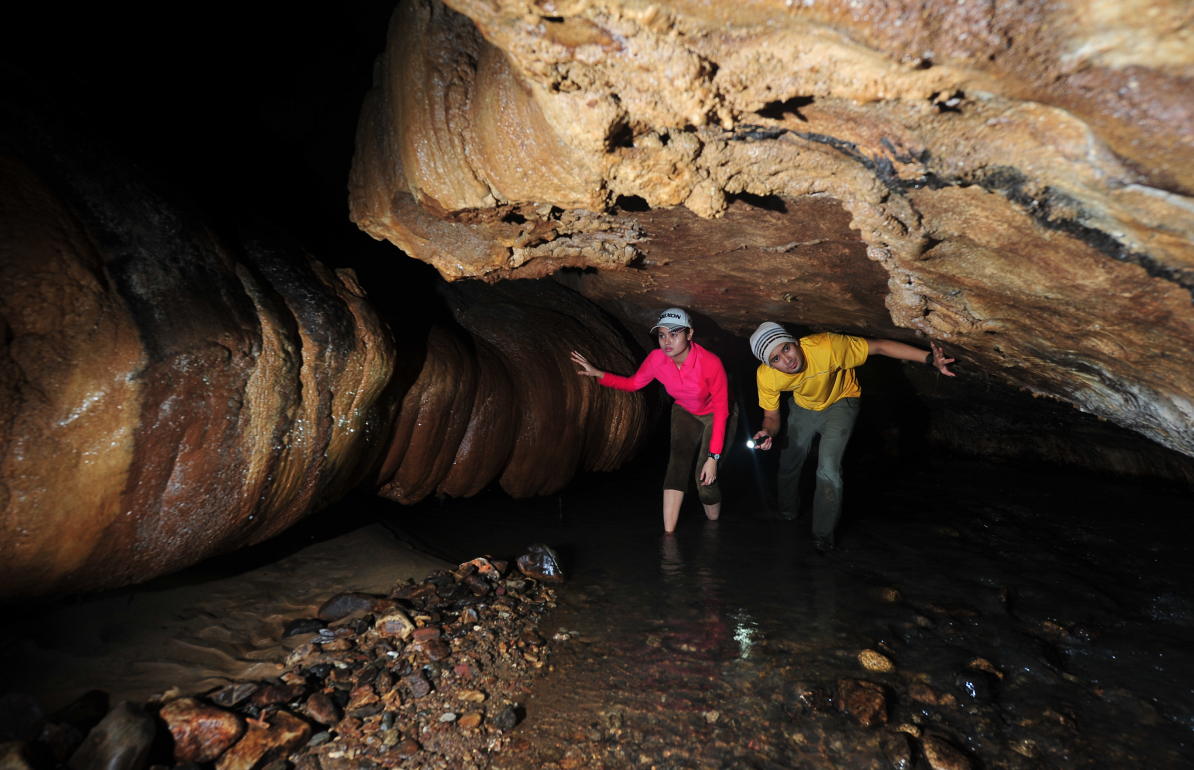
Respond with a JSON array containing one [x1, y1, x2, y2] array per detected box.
[[664, 489, 685, 533], [663, 404, 704, 532]]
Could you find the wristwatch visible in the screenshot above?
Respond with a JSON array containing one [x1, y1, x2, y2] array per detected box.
[[708, 452, 721, 460]]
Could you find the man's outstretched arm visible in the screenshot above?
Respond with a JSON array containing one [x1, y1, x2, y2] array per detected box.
[[865, 339, 956, 376]]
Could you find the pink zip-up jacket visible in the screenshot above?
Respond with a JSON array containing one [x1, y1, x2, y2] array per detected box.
[[600, 342, 731, 454]]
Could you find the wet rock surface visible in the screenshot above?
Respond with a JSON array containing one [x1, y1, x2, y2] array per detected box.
[[6, 546, 562, 770], [399, 458, 1194, 770]]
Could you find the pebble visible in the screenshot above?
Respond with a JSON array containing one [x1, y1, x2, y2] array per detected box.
[[703, 710, 720, 723], [159, 698, 245, 764], [317, 592, 379, 622], [210, 683, 259, 709], [421, 639, 452, 661], [393, 739, 420, 758], [458, 712, 483, 729], [214, 710, 310, 770], [491, 705, 518, 731], [922, 735, 972, 770], [879, 731, 912, 770], [375, 610, 415, 640], [907, 682, 941, 705], [457, 690, 486, 703], [517, 543, 566, 583], [249, 685, 305, 708], [438, 713, 457, 723], [859, 650, 895, 672], [68, 702, 156, 770], [403, 672, 432, 699], [835, 679, 888, 728], [307, 732, 332, 747]]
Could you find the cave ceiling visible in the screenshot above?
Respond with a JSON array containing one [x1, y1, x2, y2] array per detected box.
[[350, 0, 1194, 457]]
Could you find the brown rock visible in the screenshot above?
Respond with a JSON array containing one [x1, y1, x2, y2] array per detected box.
[[921, 736, 972, 770], [879, 732, 912, 770], [303, 693, 342, 727], [457, 712, 483, 730], [345, 685, 378, 713], [411, 627, 441, 642], [420, 640, 452, 661], [317, 593, 377, 622], [403, 672, 432, 699], [835, 679, 888, 728], [159, 698, 245, 764], [375, 611, 415, 640], [249, 686, 305, 709], [214, 711, 310, 770], [858, 650, 895, 672], [517, 544, 566, 583], [907, 682, 941, 706], [463, 574, 491, 596], [68, 702, 156, 770], [393, 739, 420, 758]]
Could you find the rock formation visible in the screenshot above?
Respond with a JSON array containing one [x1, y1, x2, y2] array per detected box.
[[0, 80, 648, 599], [349, 0, 1194, 458]]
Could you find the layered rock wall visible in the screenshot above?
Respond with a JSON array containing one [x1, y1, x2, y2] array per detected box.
[[0, 83, 650, 599], [350, 0, 1194, 457]]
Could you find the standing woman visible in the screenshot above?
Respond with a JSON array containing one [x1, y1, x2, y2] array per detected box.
[[572, 308, 738, 533]]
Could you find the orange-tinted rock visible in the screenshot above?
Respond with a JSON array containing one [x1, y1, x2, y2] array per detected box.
[[158, 698, 244, 764], [922, 735, 973, 770], [303, 693, 342, 727], [214, 711, 309, 770], [836, 679, 888, 728], [350, 0, 1194, 462]]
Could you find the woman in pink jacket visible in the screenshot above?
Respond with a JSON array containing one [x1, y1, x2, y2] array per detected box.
[[572, 308, 737, 533]]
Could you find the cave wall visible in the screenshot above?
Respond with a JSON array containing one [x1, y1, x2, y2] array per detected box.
[[0, 82, 650, 600], [349, 0, 1194, 458]]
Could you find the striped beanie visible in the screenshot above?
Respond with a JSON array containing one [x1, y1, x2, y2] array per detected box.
[[749, 322, 798, 363]]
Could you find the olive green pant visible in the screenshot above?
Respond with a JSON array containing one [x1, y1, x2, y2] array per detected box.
[[664, 402, 739, 505], [778, 397, 860, 545]]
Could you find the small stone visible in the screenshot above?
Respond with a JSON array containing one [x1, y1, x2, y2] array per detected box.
[[895, 724, 921, 738], [411, 627, 441, 642], [307, 732, 332, 748], [317, 592, 379, 622], [879, 732, 912, 770], [68, 702, 156, 770], [346, 685, 378, 712], [516, 543, 565, 583], [463, 573, 491, 596], [438, 713, 457, 723], [702, 711, 719, 724], [215, 711, 310, 770], [457, 690, 486, 703], [318, 638, 353, 652], [210, 683, 259, 709], [953, 671, 995, 702], [393, 739, 419, 758], [491, 706, 518, 731], [460, 608, 480, 624], [836, 679, 888, 728], [914, 615, 933, 629], [921, 736, 972, 770], [967, 657, 1003, 680], [859, 650, 895, 672], [159, 698, 245, 764], [458, 712, 483, 730], [907, 682, 940, 706], [421, 640, 452, 661], [250, 685, 306, 709], [282, 619, 325, 638], [403, 672, 432, 699], [346, 703, 383, 720], [460, 558, 502, 579], [375, 610, 415, 640]]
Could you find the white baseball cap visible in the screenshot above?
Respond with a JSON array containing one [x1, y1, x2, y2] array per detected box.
[[650, 307, 691, 332]]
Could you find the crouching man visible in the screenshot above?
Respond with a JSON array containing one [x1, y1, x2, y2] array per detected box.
[[748, 322, 955, 553]]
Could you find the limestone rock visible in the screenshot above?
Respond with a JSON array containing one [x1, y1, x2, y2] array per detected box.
[[921, 735, 972, 770], [214, 711, 309, 770], [350, 0, 1194, 464], [68, 702, 156, 770], [835, 679, 888, 729], [158, 698, 244, 764], [859, 650, 895, 673]]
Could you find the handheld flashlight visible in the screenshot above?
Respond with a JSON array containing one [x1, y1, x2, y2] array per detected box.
[[746, 439, 756, 449]]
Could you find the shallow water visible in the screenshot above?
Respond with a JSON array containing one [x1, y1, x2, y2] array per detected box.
[[398, 456, 1194, 769]]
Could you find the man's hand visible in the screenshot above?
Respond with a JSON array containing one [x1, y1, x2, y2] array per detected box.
[[752, 429, 773, 451], [700, 456, 718, 485], [930, 341, 956, 377]]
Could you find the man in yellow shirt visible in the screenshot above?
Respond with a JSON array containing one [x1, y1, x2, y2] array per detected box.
[[748, 322, 955, 553]]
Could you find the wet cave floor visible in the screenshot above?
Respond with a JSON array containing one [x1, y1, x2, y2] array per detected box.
[[397, 452, 1194, 770]]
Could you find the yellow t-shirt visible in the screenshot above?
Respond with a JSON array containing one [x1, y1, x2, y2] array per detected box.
[[756, 332, 869, 411]]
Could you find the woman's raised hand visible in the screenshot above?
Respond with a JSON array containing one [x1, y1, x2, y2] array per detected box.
[[570, 350, 605, 378]]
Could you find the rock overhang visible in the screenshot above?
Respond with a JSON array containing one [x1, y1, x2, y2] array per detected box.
[[348, 0, 1194, 457]]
